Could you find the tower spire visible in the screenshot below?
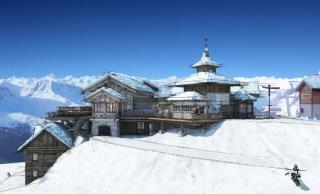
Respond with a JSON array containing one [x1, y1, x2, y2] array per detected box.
[[204, 38, 209, 57]]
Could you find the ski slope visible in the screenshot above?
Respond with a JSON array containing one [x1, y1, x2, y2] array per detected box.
[[0, 163, 24, 193], [2, 119, 320, 194]]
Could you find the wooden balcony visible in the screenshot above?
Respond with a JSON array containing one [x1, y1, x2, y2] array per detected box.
[[171, 112, 223, 120], [120, 110, 157, 117], [119, 110, 222, 121], [47, 106, 92, 119]]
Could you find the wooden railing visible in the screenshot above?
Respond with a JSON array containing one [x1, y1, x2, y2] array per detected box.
[[121, 110, 157, 117], [47, 106, 92, 118]]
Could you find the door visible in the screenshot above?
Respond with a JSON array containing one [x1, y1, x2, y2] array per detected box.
[[98, 125, 111, 136]]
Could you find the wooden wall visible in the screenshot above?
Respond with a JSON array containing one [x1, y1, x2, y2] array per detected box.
[[184, 84, 230, 93], [24, 131, 69, 184], [300, 84, 320, 104]]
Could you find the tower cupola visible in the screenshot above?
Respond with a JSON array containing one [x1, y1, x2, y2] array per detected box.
[[192, 39, 221, 73]]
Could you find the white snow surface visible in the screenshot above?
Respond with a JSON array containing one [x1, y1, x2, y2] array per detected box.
[[4, 119, 320, 194], [0, 163, 25, 193]]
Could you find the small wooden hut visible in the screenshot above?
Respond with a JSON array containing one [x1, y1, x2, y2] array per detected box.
[[17, 123, 74, 184]]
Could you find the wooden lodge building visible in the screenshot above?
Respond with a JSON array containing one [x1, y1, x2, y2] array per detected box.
[[17, 123, 74, 184], [296, 74, 320, 118], [18, 40, 260, 184]]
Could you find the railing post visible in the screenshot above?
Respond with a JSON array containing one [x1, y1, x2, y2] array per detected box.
[[160, 121, 165, 134], [179, 122, 186, 137]]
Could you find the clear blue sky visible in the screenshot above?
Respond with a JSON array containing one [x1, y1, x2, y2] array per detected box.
[[0, 0, 319, 79]]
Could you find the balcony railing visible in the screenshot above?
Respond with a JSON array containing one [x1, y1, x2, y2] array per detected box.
[[120, 110, 156, 117], [47, 106, 92, 118]]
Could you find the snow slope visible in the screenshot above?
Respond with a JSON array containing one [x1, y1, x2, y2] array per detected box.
[[0, 163, 24, 193], [5, 119, 320, 194]]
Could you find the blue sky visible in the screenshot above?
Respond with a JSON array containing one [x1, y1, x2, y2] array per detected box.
[[0, 0, 319, 79]]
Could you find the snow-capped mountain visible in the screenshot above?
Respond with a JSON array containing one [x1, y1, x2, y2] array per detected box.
[[0, 75, 100, 128]]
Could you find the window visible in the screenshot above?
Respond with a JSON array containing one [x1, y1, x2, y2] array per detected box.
[[106, 103, 116, 112], [32, 153, 38, 161], [181, 106, 193, 112], [94, 103, 106, 113], [173, 106, 180, 112], [32, 170, 38, 178], [137, 122, 144, 130], [240, 104, 247, 113]]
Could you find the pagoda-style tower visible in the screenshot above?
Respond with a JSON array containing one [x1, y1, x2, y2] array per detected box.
[[192, 39, 220, 73]]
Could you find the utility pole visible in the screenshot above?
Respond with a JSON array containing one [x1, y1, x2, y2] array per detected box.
[[262, 84, 280, 119]]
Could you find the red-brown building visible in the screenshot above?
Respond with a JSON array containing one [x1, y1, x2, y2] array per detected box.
[[296, 75, 320, 118]]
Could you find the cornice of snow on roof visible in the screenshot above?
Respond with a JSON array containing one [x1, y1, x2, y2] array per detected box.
[[191, 51, 221, 68], [174, 72, 240, 86], [17, 123, 74, 152], [167, 91, 204, 101], [296, 75, 320, 91], [85, 87, 126, 101], [232, 87, 257, 101], [231, 81, 261, 96], [83, 72, 158, 94]]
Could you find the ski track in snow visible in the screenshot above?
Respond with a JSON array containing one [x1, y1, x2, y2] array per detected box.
[[93, 137, 286, 170]]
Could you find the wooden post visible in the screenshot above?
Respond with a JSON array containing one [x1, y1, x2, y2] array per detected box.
[[262, 85, 280, 119], [311, 89, 314, 118], [179, 122, 186, 137], [149, 122, 154, 135], [160, 121, 165, 134]]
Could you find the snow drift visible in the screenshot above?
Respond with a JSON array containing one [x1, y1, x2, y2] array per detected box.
[[5, 119, 320, 194]]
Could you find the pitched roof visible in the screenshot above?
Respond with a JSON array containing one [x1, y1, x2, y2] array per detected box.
[[17, 123, 74, 152], [83, 72, 157, 94], [297, 75, 320, 90], [192, 40, 220, 68], [167, 91, 204, 101], [232, 87, 257, 101], [85, 87, 126, 101], [174, 72, 240, 86]]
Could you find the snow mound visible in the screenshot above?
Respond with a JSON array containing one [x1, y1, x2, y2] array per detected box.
[[9, 119, 320, 194]]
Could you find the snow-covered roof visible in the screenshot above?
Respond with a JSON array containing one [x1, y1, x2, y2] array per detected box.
[[17, 123, 74, 152], [174, 72, 240, 86], [297, 74, 320, 90], [232, 87, 256, 101], [83, 72, 157, 94], [192, 44, 220, 68], [85, 87, 126, 101], [231, 81, 261, 96], [167, 91, 204, 101]]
